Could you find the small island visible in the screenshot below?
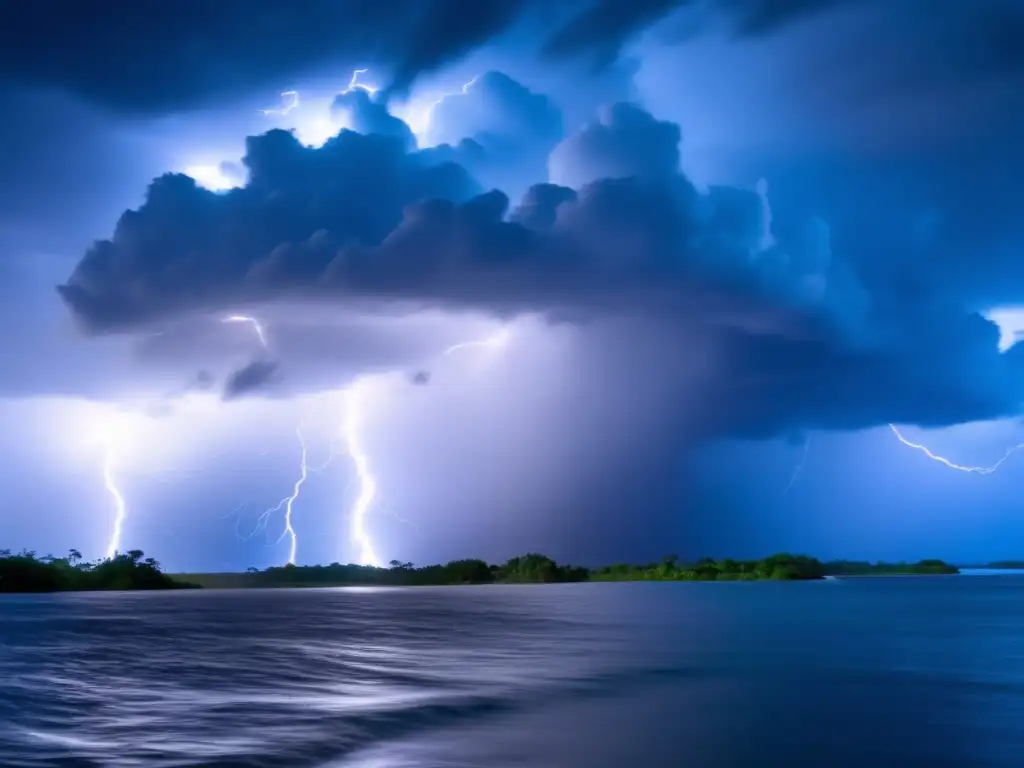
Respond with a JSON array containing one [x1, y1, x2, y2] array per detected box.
[[1, 549, 965, 593]]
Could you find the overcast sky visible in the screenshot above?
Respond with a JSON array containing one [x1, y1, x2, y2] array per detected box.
[[2, 0, 1023, 571]]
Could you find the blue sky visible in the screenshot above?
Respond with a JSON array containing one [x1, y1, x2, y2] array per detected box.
[[1, 0, 1023, 570]]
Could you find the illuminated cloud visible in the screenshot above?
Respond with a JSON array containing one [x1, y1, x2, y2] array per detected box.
[[548, 101, 681, 189], [422, 71, 563, 195], [56, 92, 1024, 440]]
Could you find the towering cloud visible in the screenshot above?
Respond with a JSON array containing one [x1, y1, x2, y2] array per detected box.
[[57, 87, 1024, 438]]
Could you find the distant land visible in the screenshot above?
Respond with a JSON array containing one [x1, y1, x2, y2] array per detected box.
[[1, 550, 979, 594], [176, 555, 962, 590], [959, 561, 1024, 570]]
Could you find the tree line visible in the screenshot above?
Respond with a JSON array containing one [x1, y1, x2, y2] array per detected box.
[[231, 552, 832, 587], [0, 549, 197, 593], [1, 549, 964, 593]]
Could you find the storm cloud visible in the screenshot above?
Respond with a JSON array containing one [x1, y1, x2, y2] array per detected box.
[[57, 88, 1024, 440], [0, 0, 870, 113]]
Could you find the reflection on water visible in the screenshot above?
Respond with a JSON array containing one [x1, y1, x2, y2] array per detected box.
[[2, 578, 1024, 767]]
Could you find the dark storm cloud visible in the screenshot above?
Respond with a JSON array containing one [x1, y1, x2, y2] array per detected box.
[[724, 0, 864, 36], [57, 127, 480, 332], [0, 0, 523, 113], [223, 360, 280, 400], [0, 0, 863, 114], [58, 91, 1024, 437], [57, 100, 818, 338]]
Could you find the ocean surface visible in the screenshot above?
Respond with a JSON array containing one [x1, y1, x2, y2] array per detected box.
[[3, 576, 1024, 767]]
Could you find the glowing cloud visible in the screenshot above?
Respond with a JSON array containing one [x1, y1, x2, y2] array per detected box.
[[260, 90, 300, 116], [185, 164, 241, 193], [985, 307, 1024, 353]]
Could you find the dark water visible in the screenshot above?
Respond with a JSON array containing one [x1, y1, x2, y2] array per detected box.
[[3, 578, 1024, 767]]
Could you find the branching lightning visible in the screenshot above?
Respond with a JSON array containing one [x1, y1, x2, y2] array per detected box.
[[888, 424, 1024, 474], [251, 417, 334, 565], [226, 312, 509, 567]]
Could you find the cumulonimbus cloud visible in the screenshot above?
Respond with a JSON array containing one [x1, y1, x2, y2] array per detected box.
[[56, 71, 1024, 437]]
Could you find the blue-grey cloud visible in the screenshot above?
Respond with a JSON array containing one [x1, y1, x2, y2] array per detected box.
[[0, 0, 871, 113], [423, 71, 564, 199], [223, 360, 279, 400], [549, 101, 681, 189], [57, 92, 1024, 439], [331, 90, 417, 153]]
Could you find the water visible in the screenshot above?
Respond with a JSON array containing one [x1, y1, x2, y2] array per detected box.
[[2, 577, 1024, 767]]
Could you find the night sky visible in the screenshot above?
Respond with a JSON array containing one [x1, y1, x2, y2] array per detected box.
[[1, 0, 1023, 571]]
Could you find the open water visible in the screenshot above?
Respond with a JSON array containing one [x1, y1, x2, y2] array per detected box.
[[2, 576, 1024, 767]]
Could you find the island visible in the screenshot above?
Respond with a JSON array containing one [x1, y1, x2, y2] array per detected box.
[[1, 549, 966, 593]]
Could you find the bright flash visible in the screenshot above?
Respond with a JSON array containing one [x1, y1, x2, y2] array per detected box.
[[889, 424, 1024, 474]]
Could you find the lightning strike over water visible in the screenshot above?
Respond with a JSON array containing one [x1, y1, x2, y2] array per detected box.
[[102, 448, 126, 560], [237, 321, 509, 567], [342, 382, 380, 567], [889, 424, 1024, 474], [266, 424, 312, 565], [340, 327, 511, 566], [221, 312, 322, 564], [248, 409, 340, 564]]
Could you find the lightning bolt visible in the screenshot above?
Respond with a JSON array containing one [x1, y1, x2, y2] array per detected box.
[[442, 326, 511, 356], [342, 382, 380, 566], [412, 75, 481, 139], [102, 444, 126, 560], [260, 90, 300, 116], [783, 435, 812, 495], [222, 314, 268, 350], [340, 326, 511, 566], [344, 69, 377, 95], [219, 312, 313, 563], [889, 424, 1024, 474], [225, 312, 509, 567]]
